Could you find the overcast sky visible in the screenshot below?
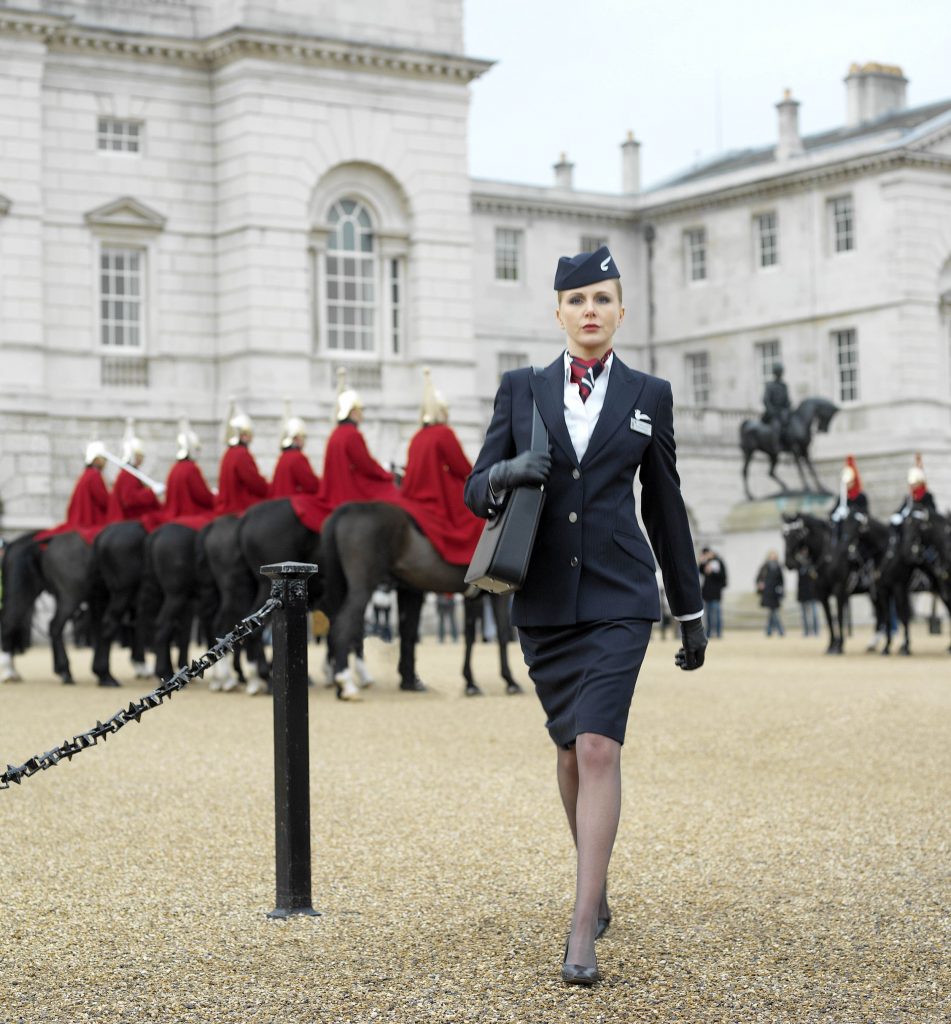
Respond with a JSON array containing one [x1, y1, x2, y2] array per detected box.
[[464, 0, 951, 193]]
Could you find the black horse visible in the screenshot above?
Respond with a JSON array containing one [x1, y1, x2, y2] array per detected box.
[[886, 509, 951, 656], [91, 521, 153, 685], [782, 512, 851, 653], [144, 522, 218, 682], [741, 397, 838, 500], [0, 532, 44, 682], [318, 502, 520, 699]]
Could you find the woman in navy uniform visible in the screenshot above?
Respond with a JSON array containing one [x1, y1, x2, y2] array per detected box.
[[465, 246, 707, 986]]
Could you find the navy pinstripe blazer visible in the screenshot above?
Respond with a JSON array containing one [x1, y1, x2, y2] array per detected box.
[[464, 353, 702, 629]]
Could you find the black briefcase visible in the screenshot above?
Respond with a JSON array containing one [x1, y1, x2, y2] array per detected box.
[[465, 387, 548, 595]]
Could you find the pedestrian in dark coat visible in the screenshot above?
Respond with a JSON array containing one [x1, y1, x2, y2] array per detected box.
[[756, 550, 785, 636], [465, 246, 706, 987], [698, 547, 727, 638]]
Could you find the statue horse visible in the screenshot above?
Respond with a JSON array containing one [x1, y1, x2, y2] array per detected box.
[[317, 501, 521, 699], [740, 397, 838, 500]]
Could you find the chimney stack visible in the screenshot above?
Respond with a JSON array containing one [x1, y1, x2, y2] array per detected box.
[[845, 62, 907, 126], [775, 89, 804, 161], [553, 152, 574, 190], [621, 131, 641, 194]]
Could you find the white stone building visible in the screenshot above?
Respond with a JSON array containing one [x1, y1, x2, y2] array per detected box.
[[1, 1, 949, 603]]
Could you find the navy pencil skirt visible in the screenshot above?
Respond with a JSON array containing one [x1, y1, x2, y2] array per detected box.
[[518, 619, 653, 749]]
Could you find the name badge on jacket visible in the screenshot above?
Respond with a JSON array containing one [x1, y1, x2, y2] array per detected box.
[[631, 410, 652, 436]]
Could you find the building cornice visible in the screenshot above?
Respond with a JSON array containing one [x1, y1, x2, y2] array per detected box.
[[0, 194, 10, 216], [641, 150, 951, 221], [471, 186, 636, 226], [0, 8, 492, 82]]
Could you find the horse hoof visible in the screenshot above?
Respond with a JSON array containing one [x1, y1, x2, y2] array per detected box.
[[465, 683, 483, 697], [899, 647, 911, 657], [97, 677, 121, 688], [336, 676, 362, 701], [246, 676, 267, 697], [399, 677, 428, 693], [207, 676, 222, 692], [880, 649, 891, 657], [1, 670, 22, 683], [354, 657, 375, 688], [60, 674, 75, 685], [132, 661, 152, 679], [221, 676, 241, 693], [505, 681, 524, 695]]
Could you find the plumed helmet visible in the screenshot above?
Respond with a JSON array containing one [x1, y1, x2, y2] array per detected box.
[[121, 417, 145, 463], [841, 465, 856, 485], [282, 416, 307, 448], [85, 440, 107, 465], [908, 452, 926, 487], [337, 389, 362, 422], [419, 367, 449, 425], [176, 417, 201, 460], [223, 396, 253, 445], [841, 454, 861, 492]]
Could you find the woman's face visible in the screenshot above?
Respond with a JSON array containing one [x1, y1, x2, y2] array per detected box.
[[556, 281, 624, 358]]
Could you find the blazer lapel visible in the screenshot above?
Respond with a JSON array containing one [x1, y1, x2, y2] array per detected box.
[[581, 355, 647, 467], [529, 356, 578, 466]]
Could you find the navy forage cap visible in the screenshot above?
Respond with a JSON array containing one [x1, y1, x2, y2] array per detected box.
[[553, 245, 620, 291]]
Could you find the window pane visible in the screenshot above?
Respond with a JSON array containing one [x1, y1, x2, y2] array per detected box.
[[325, 198, 379, 354]]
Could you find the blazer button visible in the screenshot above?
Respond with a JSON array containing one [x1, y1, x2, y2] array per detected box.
[[568, 512, 578, 523], [572, 468, 581, 480], [570, 556, 579, 567]]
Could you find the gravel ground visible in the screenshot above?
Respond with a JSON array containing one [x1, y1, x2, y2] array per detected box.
[[0, 626, 948, 1024]]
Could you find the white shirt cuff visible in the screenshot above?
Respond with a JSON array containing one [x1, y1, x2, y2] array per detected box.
[[674, 610, 704, 622]]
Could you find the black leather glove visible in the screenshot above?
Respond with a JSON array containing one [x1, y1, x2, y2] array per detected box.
[[489, 450, 552, 493], [674, 618, 707, 671]]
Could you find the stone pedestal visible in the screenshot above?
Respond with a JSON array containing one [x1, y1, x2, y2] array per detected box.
[[717, 492, 831, 630]]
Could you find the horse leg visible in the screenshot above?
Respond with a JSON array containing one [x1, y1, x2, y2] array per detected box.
[[768, 455, 789, 493], [153, 592, 185, 681], [396, 585, 426, 692], [328, 584, 374, 700], [462, 594, 481, 696], [92, 586, 134, 685], [490, 593, 521, 694], [742, 449, 755, 501], [792, 453, 809, 492], [820, 595, 837, 654], [48, 597, 77, 684]]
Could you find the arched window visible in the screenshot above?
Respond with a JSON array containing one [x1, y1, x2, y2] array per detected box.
[[325, 198, 376, 352]]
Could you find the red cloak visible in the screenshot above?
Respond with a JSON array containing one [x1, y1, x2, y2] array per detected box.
[[270, 447, 320, 499], [399, 424, 484, 565], [215, 442, 269, 516], [35, 465, 111, 544], [161, 458, 217, 529], [107, 468, 162, 525]]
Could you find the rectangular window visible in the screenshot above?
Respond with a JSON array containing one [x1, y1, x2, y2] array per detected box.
[[755, 339, 782, 387], [495, 228, 522, 281], [755, 212, 778, 268], [580, 235, 607, 253], [390, 258, 402, 356], [100, 247, 143, 349], [685, 351, 711, 405], [97, 117, 142, 153], [684, 228, 706, 282], [833, 328, 859, 402], [829, 195, 854, 253], [325, 253, 375, 352]]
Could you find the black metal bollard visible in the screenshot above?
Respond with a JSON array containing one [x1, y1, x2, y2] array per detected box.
[[260, 561, 319, 920]]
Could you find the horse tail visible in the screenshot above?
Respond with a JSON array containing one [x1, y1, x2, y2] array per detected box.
[[317, 509, 348, 619]]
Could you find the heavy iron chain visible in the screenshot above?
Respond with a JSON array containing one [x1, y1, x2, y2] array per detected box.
[[1, 596, 281, 790]]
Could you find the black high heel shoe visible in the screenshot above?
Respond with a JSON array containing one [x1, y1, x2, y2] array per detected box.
[[595, 912, 612, 940], [561, 936, 599, 986]]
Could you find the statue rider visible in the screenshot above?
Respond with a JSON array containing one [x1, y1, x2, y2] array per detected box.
[[762, 362, 792, 445]]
